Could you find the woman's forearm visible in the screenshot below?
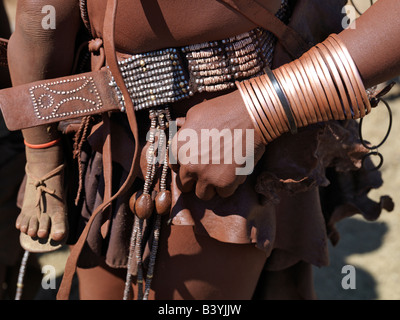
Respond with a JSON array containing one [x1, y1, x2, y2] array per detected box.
[[235, 0, 400, 146], [339, 0, 400, 88]]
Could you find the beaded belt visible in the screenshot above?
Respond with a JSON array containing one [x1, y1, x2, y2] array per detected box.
[[108, 0, 289, 111]]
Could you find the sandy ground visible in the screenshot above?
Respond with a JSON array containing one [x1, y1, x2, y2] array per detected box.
[[3, 0, 15, 31], [2, 0, 400, 300]]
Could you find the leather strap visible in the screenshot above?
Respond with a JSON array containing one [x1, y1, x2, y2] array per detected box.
[[217, 0, 312, 59], [57, 0, 141, 300], [100, 113, 113, 239], [0, 69, 120, 131]]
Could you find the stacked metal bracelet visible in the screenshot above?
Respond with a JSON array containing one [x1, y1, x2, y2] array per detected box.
[[236, 34, 372, 144]]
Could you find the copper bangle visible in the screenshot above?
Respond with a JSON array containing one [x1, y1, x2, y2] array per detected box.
[[242, 80, 276, 141], [245, 79, 278, 140], [304, 51, 334, 121], [258, 75, 290, 133], [306, 50, 338, 121], [325, 36, 364, 118], [250, 77, 284, 135], [264, 66, 298, 134], [247, 79, 281, 138], [321, 39, 360, 119], [274, 67, 307, 127], [284, 62, 317, 124], [236, 81, 269, 144], [305, 50, 335, 121], [309, 47, 344, 121], [299, 52, 330, 122], [315, 43, 353, 120], [261, 74, 291, 132], [329, 34, 371, 115], [278, 65, 309, 127], [292, 59, 324, 123], [236, 33, 370, 141]]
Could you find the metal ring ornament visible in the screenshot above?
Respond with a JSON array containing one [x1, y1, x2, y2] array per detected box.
[[359, 98, 392, 171], [362, 151, 384, 171], [350, 0, 377, 16], [359, 99, 392, 150]]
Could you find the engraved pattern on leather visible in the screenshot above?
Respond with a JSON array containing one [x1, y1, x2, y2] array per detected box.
[[29, 76, 103, 121]]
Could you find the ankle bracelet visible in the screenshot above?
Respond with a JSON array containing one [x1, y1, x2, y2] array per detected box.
[[24, 138, 61, 149]]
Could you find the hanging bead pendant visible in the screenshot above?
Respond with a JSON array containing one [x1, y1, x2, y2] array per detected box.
[[155, 190, 172, 216], [129, 191, 154, 220]]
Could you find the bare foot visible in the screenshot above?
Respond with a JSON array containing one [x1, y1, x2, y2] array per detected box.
[[16, 145, 68, 251]]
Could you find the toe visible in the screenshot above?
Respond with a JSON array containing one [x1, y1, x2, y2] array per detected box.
[[27, 216, 39, 237], [37, 214, 50, 239], [19, 214, 31, 234], [15, 213, 23, 229], [50, 213, 67, 241], [51, 232, 65, 242]]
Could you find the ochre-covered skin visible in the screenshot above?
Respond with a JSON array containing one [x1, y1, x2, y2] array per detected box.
[[86, 0, 282, 54], [339, 0, 400, 88], [5, 0, 399, 299]]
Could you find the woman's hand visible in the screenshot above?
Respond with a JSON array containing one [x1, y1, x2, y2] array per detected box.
[[169, 90, 266, 200]]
